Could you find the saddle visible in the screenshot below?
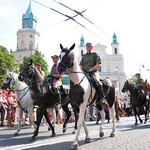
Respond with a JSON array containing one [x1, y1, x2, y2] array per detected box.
[[84, 73, 100, 105]]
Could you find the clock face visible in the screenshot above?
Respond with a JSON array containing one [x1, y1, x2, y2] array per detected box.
[[30, 35, 33, 38]]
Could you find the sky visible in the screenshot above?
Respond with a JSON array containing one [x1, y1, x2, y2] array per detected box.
[[0, 0, 150, 79]]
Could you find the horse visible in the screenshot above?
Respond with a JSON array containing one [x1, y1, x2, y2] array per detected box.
[[18, 60, 78, 141], [1, 71, 37, 136], [121, 80, 149, 124], [137, 79, 150, 117], [57, 43, 116, 150]]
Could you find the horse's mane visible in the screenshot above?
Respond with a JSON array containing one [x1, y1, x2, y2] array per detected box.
[[69, 51, 81, 72], [7, 71, 28, 88]]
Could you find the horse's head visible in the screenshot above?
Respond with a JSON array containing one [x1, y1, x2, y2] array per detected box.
[[139, 79, 150, 93], [18, 59, 35, 84], [1, 71, 15, 89], [122, 80, 131, 93], [58, 43, 75, 74]]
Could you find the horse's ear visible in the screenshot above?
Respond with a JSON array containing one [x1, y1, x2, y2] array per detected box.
[[30, 59, 33, 64], [145, 79, 147, 83], [69, 43, 75, 52], [60, 43, 63, 50]]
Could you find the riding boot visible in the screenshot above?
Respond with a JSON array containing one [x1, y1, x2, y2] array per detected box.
[[55, 92, 61, 109], [53, 87, 61, 109], [96, 83, 108, 107]]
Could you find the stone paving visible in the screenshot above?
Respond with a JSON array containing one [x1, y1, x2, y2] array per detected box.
[[0, 116, 150, 150]]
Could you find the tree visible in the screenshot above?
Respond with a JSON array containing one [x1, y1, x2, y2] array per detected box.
[[20, 54, 49, 76], [0, 45, 17, 85], [127, 74, 137, 83]]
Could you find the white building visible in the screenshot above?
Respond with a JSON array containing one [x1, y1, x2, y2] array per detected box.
[[11, 2, 40, 63]]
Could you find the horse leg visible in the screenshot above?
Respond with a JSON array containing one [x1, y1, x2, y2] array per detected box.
[[71, 105, 88, 150], [62, 104, 71, 133], [82, 119, 90, 142], [99, 109, 105, 137], [72, 109, 78, 134], [109, 105, 115, 137], [133, 107, 138, 125], [137, 107, 143, 124], [30, 108, 43, 142], [44, 109, 56, 137], [144, 101, 149, 124], [14, 108, 23, 136], [48, 107, 56, 130], [27, 107, 37, 131]]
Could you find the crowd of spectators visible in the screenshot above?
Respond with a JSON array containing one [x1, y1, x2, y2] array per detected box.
[[0, 87, 134, 128]]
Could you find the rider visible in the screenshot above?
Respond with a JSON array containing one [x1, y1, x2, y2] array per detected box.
[[32, 63, 45, 98], [48, 55, 62, 109], [135, 73, 145, 99], [79, 42, 108, 108], [35, 63, 45, 77]]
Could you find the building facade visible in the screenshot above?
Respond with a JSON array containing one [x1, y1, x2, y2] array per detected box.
[[11, 2, 40, 63], [78, 33, 127, 96]]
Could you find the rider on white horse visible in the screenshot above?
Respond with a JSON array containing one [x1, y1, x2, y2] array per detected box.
[[79, 42, 108, 108]]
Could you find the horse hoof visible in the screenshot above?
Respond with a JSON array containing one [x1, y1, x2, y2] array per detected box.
[[63, 128, 66, 133], [14, 132, 18, 136], [48, 127, 51, 131], [29, 137, 36, 142], [72, 131, 76, 134], [85, 137, 90, 143], [110, 133, 115, 137], [99, 131, 104, 137], [51, 132, 56, 137], [144, 121, 147, 124], [71, 144, 78, 150]]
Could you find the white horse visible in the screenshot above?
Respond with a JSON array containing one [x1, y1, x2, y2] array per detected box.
[[1, 71, 36, 136], [57, 43, 116, 150]]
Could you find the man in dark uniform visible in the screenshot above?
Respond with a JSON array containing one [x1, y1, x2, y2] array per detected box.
[[79, 42, 108, 107], [135, 73, 145, 99]]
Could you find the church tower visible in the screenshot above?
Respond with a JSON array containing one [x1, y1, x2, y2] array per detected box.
[[78, 34, 85, 56], [12, 1, 40, 63], [111, 32, 119, 54]]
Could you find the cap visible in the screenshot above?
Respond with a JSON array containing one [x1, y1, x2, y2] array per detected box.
[[135, 73, 140, 76], [86, 42, 93, 47], [51, 55, 59, 59], [35, 63, 42, 67]]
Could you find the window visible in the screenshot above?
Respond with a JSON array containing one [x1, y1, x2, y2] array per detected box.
[[114, 48, 118, 54], [81, 50, 83, 56], [21, 41, 25, 50], [29, 41, 33, 50]]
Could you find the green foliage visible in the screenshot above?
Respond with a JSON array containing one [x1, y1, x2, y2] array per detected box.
[[127, 74, 137, 83], [20, 54, 49, 76], [0, 45, 16, 85]]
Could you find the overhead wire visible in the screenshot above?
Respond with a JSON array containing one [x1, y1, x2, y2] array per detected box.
[[53, 0, 147, 66], [33, 0, 147, 69], [32, 0, 110, 44]]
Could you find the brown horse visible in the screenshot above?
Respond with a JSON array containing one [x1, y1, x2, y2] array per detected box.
[[122, 80, 149, 124]]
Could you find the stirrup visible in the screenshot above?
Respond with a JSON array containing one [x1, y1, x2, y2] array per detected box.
[[100, 98, 108, 107]]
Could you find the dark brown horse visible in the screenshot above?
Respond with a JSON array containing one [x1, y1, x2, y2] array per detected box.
[[18, 60, 78, 141], [122, 80, 148, 124]]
